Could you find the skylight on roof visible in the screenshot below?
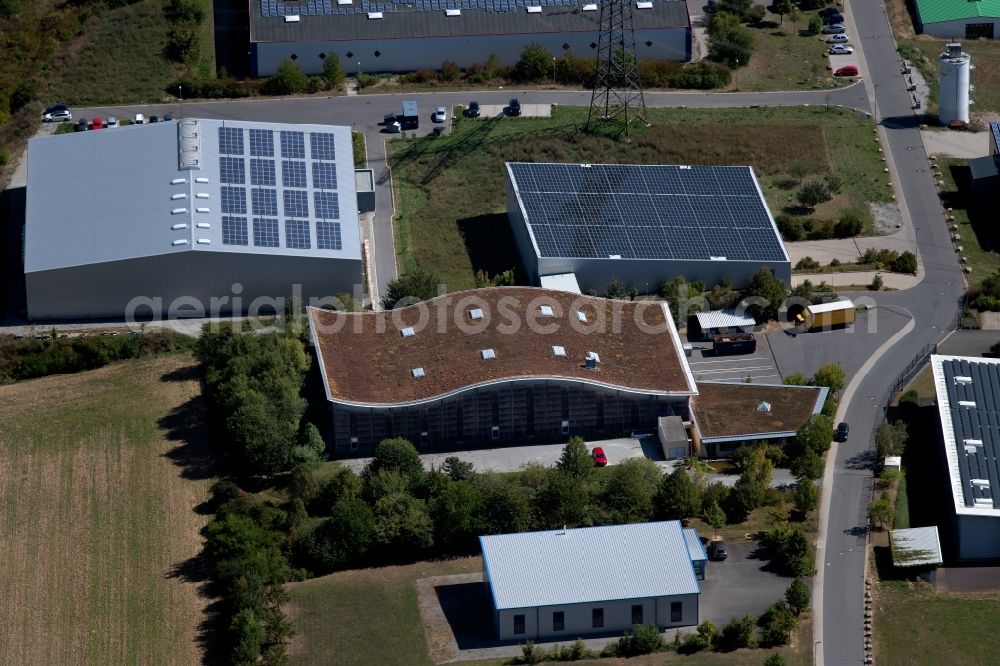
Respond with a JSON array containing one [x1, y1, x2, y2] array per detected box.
[[401, 327, 415, 337], [552, 345, 566, 357], [527, 5, 542, 12], [446, 8, 461, 15], [469, 308, 484, 320], [368, 11, 383, 18], [586, 351, 601, 363], [636, 1, 653, 8], [577, 311, 587, 322], [411, 367, 425, 378], [582, 3, 597, 8], [539, 305, 554, 316], [959, 400, 977, 407], [481, 349, 496, 360]]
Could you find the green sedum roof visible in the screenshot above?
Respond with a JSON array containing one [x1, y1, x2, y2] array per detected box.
[[916, 0, 1000, 24]]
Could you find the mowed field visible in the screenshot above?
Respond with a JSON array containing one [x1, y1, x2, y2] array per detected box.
[[0, 354, 213, 665]]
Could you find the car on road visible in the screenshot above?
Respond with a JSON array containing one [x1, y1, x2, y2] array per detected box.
[[74, 118, 89, 132], [91, 117, 105, 130], [592, 447, 608, 467], [828, 45, 854, 55], [827, 34, 849, 43], [382, 112, 401, 133], [507, 98, 522, 116], [822, 23, 846, 34], [42, 104, 72, 123], [106, 116, 118, 128], [834, 65, 859, 77], [464, 101, 480, 118], [134, 113, 145, 124], [432, 106, 447, 123], [835, 422, 850, 442], [708, 540, 728, 560]]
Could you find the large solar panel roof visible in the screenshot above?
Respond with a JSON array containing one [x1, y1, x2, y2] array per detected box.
[[933, 355, 1000, 515], [508, 162, 788, 263]]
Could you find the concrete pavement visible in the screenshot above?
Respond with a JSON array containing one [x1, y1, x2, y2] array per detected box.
[[921, 129, 990, 159], [792, 269, 920, 290]]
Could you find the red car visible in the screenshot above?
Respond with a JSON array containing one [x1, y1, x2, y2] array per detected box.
[[592, 447, 608, 467], [834, 65, 859, 78], [91, 117, 104, 130]]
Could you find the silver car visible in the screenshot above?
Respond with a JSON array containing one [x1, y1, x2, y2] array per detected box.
[[828, 45, 855, 55], [826, 34, 849, 43]]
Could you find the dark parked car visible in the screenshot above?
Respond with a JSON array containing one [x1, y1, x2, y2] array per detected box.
[[592, 446, 608, 467], [163, 112, 173, 121], [507, 98, 522, 116], [835, 422, 850, 442], [708, 540, 728, 561], [148, 115, 159, 123], [464, 101, 480, 118], [823, 12, 844, 24], [74, 118, 89, 132]]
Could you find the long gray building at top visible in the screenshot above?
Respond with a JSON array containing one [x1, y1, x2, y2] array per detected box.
[[24, 118, 362, 320], [249, 0, 691, 76]]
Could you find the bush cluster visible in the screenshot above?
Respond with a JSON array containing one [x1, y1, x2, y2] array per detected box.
[[707, 11, 755, 69], [971, 269, 1000, 311], [777, 209, 867, 242], [0, 330, 194, 383], [859, 248, 918, 274], [166, 0, 208, 65]]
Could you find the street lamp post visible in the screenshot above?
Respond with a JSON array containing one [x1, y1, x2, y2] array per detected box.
[[874, 83, 879, 124], [735, 58, 740, 88], [552, 57, 557, 85]]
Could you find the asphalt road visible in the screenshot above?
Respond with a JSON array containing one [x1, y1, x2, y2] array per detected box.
[[76, 83, 868, 304], [816, 2, 966, 664]]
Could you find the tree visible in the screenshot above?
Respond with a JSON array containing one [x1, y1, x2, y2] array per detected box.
[[785, 577, 811, 615], [868, 496, 895, 529], [263, 59, 310, 95], [441, 456, 475, 481], [708, 14, 756, 69], [726, 446, 772, 520], [696, 619, 718, 649], [721, 614, 757, 649], [373, 492, 435, 557], [382, 269, 440, 309], [230, 608, 264, 665], [173, 0, 207, 22], [557, 436, 593, 478], [474, 473, 534, 534], [892, 251, 918, 274], [783, 373, 809, 386], [288, 464, 318, 502], [704, 500, 727, 537], [514, 42, 554, 81], [814, 363, 846, 393], [764, 654, 790, 666], [364, 438, 424, 482], [790, 448, 824, 481], [742, 268, 788, 323], [430, 480, 482, 550], [797, 179, 831, 208], [788, 6, 802, 32], [537, 469, 589, 527], [793, 478, 820, 513], [784, 528, 814, 576], [759, 601, 797, 647], [602, 458, 662, 523], [310, 468, 361, 515], [772, 0, 794, 23], [875, 421, 908, 459], [294, 422, 326, 464], [304, 497, 375, 571], [654, 467, 703, 520], [807, 14, 823, 35], [322, 53, 346, 89], [791, 415, 834, 461], [614, 624, 665, 656]]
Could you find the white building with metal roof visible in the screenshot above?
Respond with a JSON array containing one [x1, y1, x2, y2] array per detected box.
[[24, 118, 362, 319], [480, 521, 701, 640], [931, 354, 1000, 560], [690, 309, 756, 341], [890, 526, 943, 568]]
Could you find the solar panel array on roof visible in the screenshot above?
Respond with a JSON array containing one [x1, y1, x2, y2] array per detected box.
[[509, 162, 786, 262], [941, 358, 1000, 509], [217, 124, 343, 251], [260, 0, 582, 15]]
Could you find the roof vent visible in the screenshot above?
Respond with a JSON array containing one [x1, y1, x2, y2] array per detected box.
[[757, 401, 772, 412], [171, 193, 187, 200], [608, 254, 621, 259], [338, 0, 352, 4], [526, 5, 542, 11], [552, 345, 566, 357], [177, 119, 201, 171], [284, 14, 301, 22], [195, 177, 209, 184], [195, 192, 209, 199], [197, 238, 211, 244], [469, 308, 484, 320], [411, 367, 425, 378], [577, 311, 587, 322], [972, 479, 991, 486], [171, 207, 187, 215], [401, 326, 415, 337], [964, 438, 983, 446], [171, 223, 187, 230], [196, 208, 210, 214], [481, 348, 496, 360], [172, 239, 188, 246], [636, 1, 652, 7], [368, 11, 383, 18], [539, 305, 554, 316], [582, 3, 597, 8], [955, 375, 973, 384], [965, 445, 979, 454], [196, 222, 210, 229], [585, 351, 600, 369], [710, 256, 728, 261], [959, 400, 977, 408], [446, 8, 461, 15], [171, 177, 187, 185]]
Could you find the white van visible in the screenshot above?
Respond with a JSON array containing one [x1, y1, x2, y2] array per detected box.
[[134, 113, 145, 125]]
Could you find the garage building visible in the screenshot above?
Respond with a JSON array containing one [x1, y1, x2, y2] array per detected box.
[[931, 354, 1000, 561], [506, 162, 791, 294], [24, 119, 362, 320], [480, 521, 702, 640], [915, 0, 1000, 39], [250, 0, 691, 76]]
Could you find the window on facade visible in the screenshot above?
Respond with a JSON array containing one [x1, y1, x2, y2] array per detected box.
[[514, 614, 526, 635], [631, 604, 643, 625], [670, 601, 682, 623], [491, 426, 500, 441], [592, 608, 604, 629], [553, 611, 565, 631]]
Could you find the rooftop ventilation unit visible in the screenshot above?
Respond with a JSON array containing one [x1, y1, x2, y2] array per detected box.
[[955, 375, 973, 384], [401, 326, 415, 337], [177, 119, 201, 171], [196, 208, 210, 214], [411, 367, 425, 378], [757, 401, 772, 412], [171, 193, 187, 200], [172, 239, 188, 246], [526, 5, 542, 11], [196, 222, 210, 229], [171, 208, 187, 215], [959, 400, 977, 407], [171, 178, 187, 185], [284, 14, 300, 22], [446, 8, 461, 15], [710, 256, 728, 261], [539, 305, 554, 316], [171, 223, 187, 230], [552, 345, 566, 357], [636, 0, 652, 7], [582, 3, 597, 8], [195, 177, 209, 184], [964, 438, 983, 446], [196, 193, 209, 199], [368, 11, 383, 18], [585, 351, 600, 369], [481, 348, 496, 360], [469, 308, 484, 320], [608, 254, 621, 259], [197, 238, 211, 244], [338, 0, 352, 4]]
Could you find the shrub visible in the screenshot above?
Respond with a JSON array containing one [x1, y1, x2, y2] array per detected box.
[[871, 273, 884, 291], [695, 619, 718, 649], [514, 42, 554, 81], [891, 251, 918, 274], [795, 257, 820, 271], [785, 577, 811, 615], [708, 16, 756, 69], [759, 601, 797, 647], [322, 53, 346, 89], [834, 209, 864, 237], [807, 15, 823, 34], [614, 624, 665, 657], [792, 478, 820, 513], [721, 614, 757, 649], [262, 59, 310, 95], [675, 61, 732, 89], [440, 60, 462, 81], [829, 258, 841, 267], [825, 172, 844, 195], [765, 654, 790, 666], [776, 215, 802, 241], [797, 180, 831, 208]]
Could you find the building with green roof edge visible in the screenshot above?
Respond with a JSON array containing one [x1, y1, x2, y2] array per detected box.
[[915, 0, 1000, 39]]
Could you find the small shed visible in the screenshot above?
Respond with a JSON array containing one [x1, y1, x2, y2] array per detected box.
[[890, 526, 944, 568], [355, 169, 375, 214], [658, 415, 689, 460], [884, 456, 902, 471], [690, 310, 756, 341]]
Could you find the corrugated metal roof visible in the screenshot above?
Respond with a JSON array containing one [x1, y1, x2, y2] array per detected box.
[[694, 309, 756, 329], [890, 527, 943, 567], [480, 521, 699, 610], [916, 0, 1000, 25], [25, 119, 362, 274], [807, 299, 854, 314], [683, 528, 707, 562]]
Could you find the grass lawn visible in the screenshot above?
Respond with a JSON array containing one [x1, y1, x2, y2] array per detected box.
[[46, 0, 189, 105], [874, 581, 1000, 666], [390, 105, 890, 290], [286, 556, 809, 666], [736, 10, 849, 92], [0, 354, 212, 665], [935, 157, 1000, 287]]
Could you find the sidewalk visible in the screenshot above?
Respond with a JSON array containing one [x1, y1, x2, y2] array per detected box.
[[793, 269, 920, 290]]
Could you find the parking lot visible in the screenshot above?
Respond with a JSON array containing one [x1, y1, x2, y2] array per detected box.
[[698, 541, 795, 626], [686, 333, 783, 384]]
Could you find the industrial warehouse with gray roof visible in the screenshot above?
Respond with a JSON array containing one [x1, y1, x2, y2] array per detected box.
[[24, 118, 362, 320], [249, 0, 691, 75], [505, 162, 791, 294]]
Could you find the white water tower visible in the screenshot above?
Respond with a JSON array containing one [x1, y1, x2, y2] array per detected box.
[[939, 43, 971, 125]]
